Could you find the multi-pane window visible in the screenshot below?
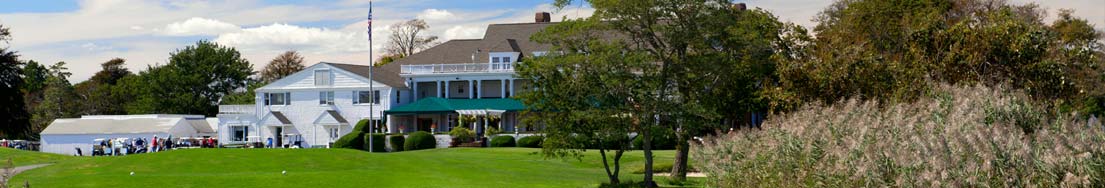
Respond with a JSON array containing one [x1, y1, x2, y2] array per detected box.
[[502, 57, 511, 63], [329, 127, 340, 139], [353, 90, 381, 104], [492, 57, 501, 63], [319, 91, 334, 105], [314, 70, 331, 86], [264, 92, 290, 105], [231, 126, 249, 141]]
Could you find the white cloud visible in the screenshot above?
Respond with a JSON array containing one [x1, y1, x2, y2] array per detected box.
[[215, 23, 368, 53], [162, 17, 242, 36], [442, 25, 484, 40], [417, 9, 456, 21]]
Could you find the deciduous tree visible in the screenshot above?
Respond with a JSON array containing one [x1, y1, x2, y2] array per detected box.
[[259, 51, 305, 83], [386, 19, 438, 58]]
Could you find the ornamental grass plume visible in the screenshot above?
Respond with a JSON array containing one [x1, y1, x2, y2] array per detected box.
[[693, 85, 1105, 187]]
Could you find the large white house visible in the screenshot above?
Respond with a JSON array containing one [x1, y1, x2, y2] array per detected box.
[[216, 62, 407, 148], [216, 13, 556, 147]]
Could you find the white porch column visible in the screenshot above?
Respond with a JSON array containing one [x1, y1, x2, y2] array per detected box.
[[412, 81, 418, 101], [444, 81, 450, 98], [468, 80, 475, 99], [476, 80, 482, 99], [436, 81, 442, 98], [500, 79, 506, 98], [508, 79, 515, 97]]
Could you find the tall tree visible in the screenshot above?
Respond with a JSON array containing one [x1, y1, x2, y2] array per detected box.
[[549, 0, 798, 183], [0, 24, 31, 139], [126, 41, 253, 116], [777, 0, 1104, 116], [386, 19, 438, 58], [520, 19, 653, 185], [30, 62, 77, 139], [75, 58, 133, 115], [259, 51, 305, 83]]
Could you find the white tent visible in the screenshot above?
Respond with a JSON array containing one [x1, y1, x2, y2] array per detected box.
[[39, 114, 215, 156]]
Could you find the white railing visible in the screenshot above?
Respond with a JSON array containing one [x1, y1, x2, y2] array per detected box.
[[219, 105, 255, 114], [401, 62, 515, 74]]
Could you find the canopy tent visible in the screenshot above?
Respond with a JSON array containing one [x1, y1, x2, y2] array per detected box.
[[384, 97, 526, 115]]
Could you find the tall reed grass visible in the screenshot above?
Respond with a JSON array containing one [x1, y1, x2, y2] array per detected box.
[[693, 85, 1104, 187]]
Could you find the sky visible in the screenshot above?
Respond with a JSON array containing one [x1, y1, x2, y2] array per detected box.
[[0, 0, 1101, 82]]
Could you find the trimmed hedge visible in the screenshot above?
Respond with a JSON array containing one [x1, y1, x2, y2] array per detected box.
[[333, 131, 365, 150], [632, 128, 677, 150], [403, 131, 436, 151], [388, 135, 405, 152], [517, 135, 544, 148], [354, 119, 369, 132], [364, 133, 386, 152], [490, 135, 516, 147]]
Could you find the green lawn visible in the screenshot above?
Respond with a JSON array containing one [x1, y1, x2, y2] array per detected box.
[[0, 147, 72, 166], [11, 148, 699, 187]]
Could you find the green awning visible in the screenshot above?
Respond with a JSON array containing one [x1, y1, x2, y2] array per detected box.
[[384, 97, 526, 115]]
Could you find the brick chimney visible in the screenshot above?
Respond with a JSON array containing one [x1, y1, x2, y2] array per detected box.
[[535, 12, 551, 23]]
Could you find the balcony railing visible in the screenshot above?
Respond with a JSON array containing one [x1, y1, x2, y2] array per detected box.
[[219, 105, 254, 114], [401, 62, 515, 74]]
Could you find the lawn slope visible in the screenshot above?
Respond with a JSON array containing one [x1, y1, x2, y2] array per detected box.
[[12, 148, 681, 188], [0, 147, 71, 166]]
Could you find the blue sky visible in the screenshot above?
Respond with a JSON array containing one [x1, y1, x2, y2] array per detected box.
[[0, 0, 1100, 82]]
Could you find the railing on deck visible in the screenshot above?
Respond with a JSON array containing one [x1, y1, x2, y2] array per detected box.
[[219, 105, 254, 114], [401, 62, 514, 74]]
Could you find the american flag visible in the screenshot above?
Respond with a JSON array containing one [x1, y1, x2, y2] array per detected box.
[[367, 1, 373, 40]]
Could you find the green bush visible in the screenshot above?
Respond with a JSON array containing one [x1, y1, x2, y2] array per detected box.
[[449, 127, 476, 143], [403, 131, 437, 151], [364, 133, 386, 152], [388, 135, 405, 152], [632, 128, 677, 150], [333, 131, 364, 150], [490, 136, 516, 147], [517, 135, 544, 148], [354, 119, 369, 132]]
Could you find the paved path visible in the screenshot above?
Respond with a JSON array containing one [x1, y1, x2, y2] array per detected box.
[[6, 164, 51, 181]]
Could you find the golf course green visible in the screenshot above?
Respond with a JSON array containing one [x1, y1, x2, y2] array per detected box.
[[7, 148, 695, 187]]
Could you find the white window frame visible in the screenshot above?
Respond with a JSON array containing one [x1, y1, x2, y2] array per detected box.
[[314, 69, 332, 86], [231, 126, 249, 142], [353, 90, 381, 105], [265, 92, 290, 106], [319, 91, 335, 105], [329, 127, 340, 140]]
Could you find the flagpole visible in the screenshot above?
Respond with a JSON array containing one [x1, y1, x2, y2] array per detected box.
[[367, 0, 375, 153]]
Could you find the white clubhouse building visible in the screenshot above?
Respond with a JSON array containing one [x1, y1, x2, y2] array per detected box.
[[210, 13, 555, 148], [38, 13, 555, 153]]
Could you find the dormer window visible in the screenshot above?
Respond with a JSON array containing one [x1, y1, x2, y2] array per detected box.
[[314, 70, 331, 86], [492, 57, 501, 63], [502, 57, 511, 63]]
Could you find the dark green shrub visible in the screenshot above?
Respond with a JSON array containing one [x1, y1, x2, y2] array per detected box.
[[490, 135, 516, 147], [403, 131, 437, 151], [364, 133, 386, 152], [632, 128, 677, 150], [333, 131, 364, 150], [354, 119, 369, 132], [517, 135, 544, 148], [388, 135, 405, 152]]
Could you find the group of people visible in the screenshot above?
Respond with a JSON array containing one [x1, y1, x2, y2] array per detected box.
[[88, 136, 177, 156]]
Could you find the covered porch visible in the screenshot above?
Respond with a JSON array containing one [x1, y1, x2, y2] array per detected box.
[[384, 97, 527, 136]]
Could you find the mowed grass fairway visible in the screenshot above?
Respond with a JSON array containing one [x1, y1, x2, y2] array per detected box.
[[0, 147, 71, 166], [11, 148, 688, 187]]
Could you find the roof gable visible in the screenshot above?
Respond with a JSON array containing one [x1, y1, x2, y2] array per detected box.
[[258, 62, 405, 91]]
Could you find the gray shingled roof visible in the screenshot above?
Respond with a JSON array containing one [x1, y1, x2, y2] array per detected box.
[[324, 62, 408, 89], [384, 22, 557, 71], [42, 118, 179, 135]]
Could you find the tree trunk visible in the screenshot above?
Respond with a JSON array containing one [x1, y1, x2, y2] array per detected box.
[[670, 131, 690, 181], [599, 148, 620, 184], [642, 118, 656, 187]]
